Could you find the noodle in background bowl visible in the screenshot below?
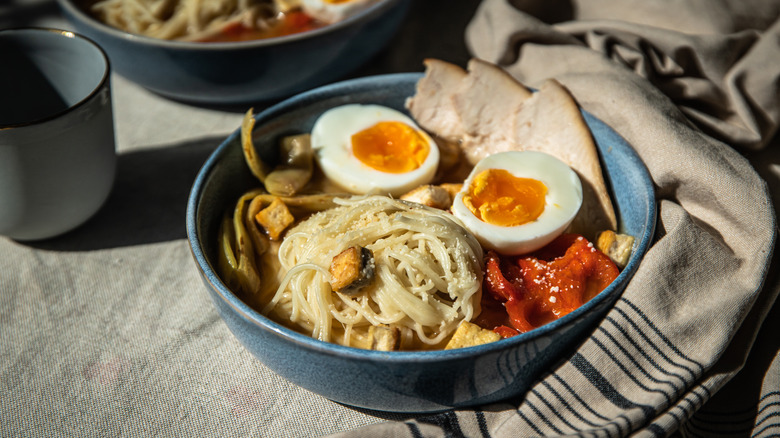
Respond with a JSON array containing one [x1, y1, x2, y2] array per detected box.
[[186, 73, 656, 412], [55, 0, 410, 105]]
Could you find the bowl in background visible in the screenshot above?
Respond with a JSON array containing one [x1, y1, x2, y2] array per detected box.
[[186, 73, 656, 412], [56, 0, 410, 105]]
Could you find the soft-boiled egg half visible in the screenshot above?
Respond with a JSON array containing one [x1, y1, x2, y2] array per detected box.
[[310, 104, 440, 196], [301, 0, 379, 24], [451, 151, 583, 255]]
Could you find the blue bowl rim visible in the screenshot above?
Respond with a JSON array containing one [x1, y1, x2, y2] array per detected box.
[[56, 0, 405, 51], [186, 72, 657, 363]]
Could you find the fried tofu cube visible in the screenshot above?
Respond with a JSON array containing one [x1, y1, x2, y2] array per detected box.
[[255, 197, 295, 240], [401, 184, 453, 210], [597, 230, 635, 269], [445, 321, 501, 350], [368, 325, 401, 351], [329, 246, 375, 294]]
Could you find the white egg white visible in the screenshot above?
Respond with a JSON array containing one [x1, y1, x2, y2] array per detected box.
[[301, 0, 379, 24], [310, 104, 440, 197], [451, 151, 583, 255]]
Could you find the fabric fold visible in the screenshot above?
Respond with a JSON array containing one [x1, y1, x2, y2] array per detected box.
[[467, 0, 780, 151]]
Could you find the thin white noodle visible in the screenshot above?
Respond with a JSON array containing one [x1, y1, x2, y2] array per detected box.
[[187, 0, 199, 32], [262, 195, 483, 349], [90, 0, 281, 41]]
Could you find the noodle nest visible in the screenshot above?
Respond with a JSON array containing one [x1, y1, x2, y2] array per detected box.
[[261, 195, 484, 349]]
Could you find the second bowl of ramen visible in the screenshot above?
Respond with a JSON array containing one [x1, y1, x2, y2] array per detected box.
[[56, 0, 410, 104], [186, 65, 656, 412]]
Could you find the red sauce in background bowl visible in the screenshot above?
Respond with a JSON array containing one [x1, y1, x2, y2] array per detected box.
[[196, 10, 326, 42]]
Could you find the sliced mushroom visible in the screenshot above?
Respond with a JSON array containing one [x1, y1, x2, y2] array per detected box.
[[264, 134, 314, 197], [241, 109, 314, 197]]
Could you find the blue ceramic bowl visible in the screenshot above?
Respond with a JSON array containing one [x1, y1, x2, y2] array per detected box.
[[56, 0, 410, 105], [186, 73, 656, 412]]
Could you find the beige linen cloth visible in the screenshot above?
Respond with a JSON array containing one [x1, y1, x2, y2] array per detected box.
[[331, 0, 780, 437], [2, 0, 779, 437]]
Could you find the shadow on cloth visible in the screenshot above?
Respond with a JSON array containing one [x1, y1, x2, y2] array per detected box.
[[24, 136, 222, 251], [0, 0, 61, 29]]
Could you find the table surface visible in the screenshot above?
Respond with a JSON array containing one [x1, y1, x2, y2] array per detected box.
[[3, 1, 779, 437]]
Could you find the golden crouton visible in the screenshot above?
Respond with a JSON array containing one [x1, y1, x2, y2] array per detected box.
[[254, 197, 295, 240], [329, 246, 375, 294], [445, 321, 500, 350], [401, 184, 453, 210], [368, 325, 401, 351], [597, 230, 635, 269], [439, 183, 462, 201]]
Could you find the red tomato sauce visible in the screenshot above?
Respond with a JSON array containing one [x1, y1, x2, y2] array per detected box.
[[197, 11, 324, 42], [474, 233, 619, 337]]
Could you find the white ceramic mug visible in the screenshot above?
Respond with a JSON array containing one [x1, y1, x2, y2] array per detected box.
[[0, 28, 116, 241]]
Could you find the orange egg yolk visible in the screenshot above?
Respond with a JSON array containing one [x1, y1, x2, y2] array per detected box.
[[351, 121, 430, 174], [462, 169, 547, 227]]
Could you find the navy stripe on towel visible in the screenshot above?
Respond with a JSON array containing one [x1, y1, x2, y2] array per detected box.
[[571, 352, 656, 423]]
